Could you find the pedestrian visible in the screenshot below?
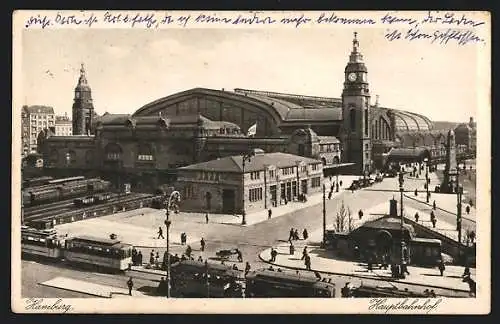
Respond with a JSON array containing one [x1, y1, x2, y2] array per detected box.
[[245, 262, 251, 276], [339, 180, 343, 187], [289, 242, 295, 255], [305, 254, 311, 270], [236, 249, 243, 262], [158, 277, 166, 296], [181, 254, 187, 261], [270, 248, 277, 262], [433, 200, 437, 210], [155, 251, 160, 265], [303, 228, 309, 240], [328, 191, 333, 200], [358, 209, 363, 220], [438, 260, 445, 276], [268, 208, 272, 219], [137, 251, 143, 265], [180, 233, 184, 245], [430, 290, 437, 297], [198, 255, 203, 262], [127, 277, 134, 296], [200, 238, 205, 252], [469, 199, 473, 207], [157, 226, 164, 239], [183, 233, 188, 245], [431, 218, 437, 228], [150, 250, 155, 265], [414, 189, 418, 196], [288, 228, 294, 242], [466, 205, 471, 215], [132, 248, 137, 266], [414, 212, 419, 223], [402, 261, 410, 275], [301, 246, 308, 260], [294, 229, 300, 240], [205, 213, 209, 224], [186, 245, 192, 257], [462, 266, 471, 279], [341, 283, 350, 297], [336, 183, 339, 192]]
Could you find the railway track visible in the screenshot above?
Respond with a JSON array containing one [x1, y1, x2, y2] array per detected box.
[[25, 193, 155, 223]]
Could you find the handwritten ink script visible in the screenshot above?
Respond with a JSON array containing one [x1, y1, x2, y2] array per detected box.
[[368, 298, 443, 314], [25, 298, 73, 313], [22, 11, 487, 46]]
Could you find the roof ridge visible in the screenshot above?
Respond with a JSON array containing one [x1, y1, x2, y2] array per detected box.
[[229, 155, 244, 172]]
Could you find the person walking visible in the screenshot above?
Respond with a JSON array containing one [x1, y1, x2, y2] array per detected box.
[[185, 245, 192, 258], [303, 228, 309, 240], [438, 260, 446, 276], [205, 213, 209, 224], [288, 228, 294, 242], [157, 226, 164, 239], [127, 277, 134, 296], [270, 248, 278, 262], [466, 205, 471, 215], [301, 246, 308, 260], [236, 249, 243, 262], [268, 208, 272, 220], [245, 262, 251, 276], [150, 250, 155, 265], [200, 238, 206, 252], [137, 251, 143, 265], [433, 200, 437, 210], [414, 212, 419, 223], [305, 254, 311, 270], [294, 229, 300, 240], [289, 242, 295, 255], [358, 209, 363, 220], [341, 283, 351, 297]]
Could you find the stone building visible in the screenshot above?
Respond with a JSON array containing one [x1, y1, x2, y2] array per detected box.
[[55, 113, 73, 136], [176, 150, 324, 214], [39, 32, 474, 191], [21, 105, 55, 157]]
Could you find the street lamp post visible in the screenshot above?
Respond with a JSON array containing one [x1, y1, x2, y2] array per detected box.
[[424, 158, 430, 203], [164, 190, 181, 298], [322, 184, 326, 246], [398, 172, 405, 278], [241, 151, 255, 226], [455, 168, 463, 244]]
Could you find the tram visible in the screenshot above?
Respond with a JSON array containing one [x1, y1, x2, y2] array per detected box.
[[170, 260, 245, 297], [21, 226, 65, 259], [245, 268, 336, 298], [63, 235, 133, 271]]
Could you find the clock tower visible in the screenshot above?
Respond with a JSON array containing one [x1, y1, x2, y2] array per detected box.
[[341, 32, 372, 174], [72, 63, 95, 135]]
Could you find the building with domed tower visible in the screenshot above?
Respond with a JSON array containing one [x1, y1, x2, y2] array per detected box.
[[40, 32, 474, 199]]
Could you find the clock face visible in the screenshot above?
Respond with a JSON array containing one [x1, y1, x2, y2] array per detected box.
[[348, 73, 357, 82]]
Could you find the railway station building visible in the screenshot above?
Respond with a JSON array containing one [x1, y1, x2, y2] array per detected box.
[[175, 150, 324, 215], [38, 32, 476, 194]]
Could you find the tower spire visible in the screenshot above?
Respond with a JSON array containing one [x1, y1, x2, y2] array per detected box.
[[78, 63, 88, 86], [353, 31, 359, 52], [349, 32, 364, 63]]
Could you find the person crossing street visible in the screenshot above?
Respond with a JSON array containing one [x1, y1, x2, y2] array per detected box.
[[157, 226, 164, 239], [200, 238, 206, 252]]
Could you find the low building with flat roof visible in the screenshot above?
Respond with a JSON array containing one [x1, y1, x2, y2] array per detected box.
[[176, 150, 324, 215]]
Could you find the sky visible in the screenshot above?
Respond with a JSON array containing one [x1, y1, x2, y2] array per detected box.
[[20, 28, 483, 123]]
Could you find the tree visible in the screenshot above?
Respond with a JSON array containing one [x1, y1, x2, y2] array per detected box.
[[334, 201, 353, 233]]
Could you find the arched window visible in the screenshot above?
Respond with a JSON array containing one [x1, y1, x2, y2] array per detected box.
[[350, 109, 356, 131], [137, 143, 154, 161], [104, 143, 123, 160]]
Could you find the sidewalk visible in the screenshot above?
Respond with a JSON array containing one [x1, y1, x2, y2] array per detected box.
[[405, 191, 476, 222], [39, 276, 153, 298], [259, 227, 475, 293]]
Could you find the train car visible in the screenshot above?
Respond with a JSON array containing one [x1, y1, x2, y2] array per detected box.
[[409, 238, 443, 267], [23, 176, 54, 188], [22, 191, 32, 207], [27, 219, 54, 230], [170, 260, 245, 298], [63, 235, 133, 271], [60, 183, 89, 198], [21, 226, 65, 259], [73, 196, 95, 207], [94, 193, 112, 204], [245, 268, 336, 298], [350, 284, 428, 297], [47, 176, 85, 185], [30, 188, 61, 206]]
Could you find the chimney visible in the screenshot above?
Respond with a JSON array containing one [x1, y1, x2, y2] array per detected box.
[[375, 95, 380, 107]]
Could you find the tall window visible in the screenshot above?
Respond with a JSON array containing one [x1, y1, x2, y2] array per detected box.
[[311, 177, 321, 188], [249, 188, 263, 202], [364, 108, 369, 136], [350, 109, 356, 131]]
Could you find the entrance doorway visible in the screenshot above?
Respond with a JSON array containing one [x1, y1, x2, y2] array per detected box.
[[222, 189, 235, 214], [270, 185, 277, 207], [286, 182, 292, 202], [205, 192, 212, 210], [301, 179, 308, 195]]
